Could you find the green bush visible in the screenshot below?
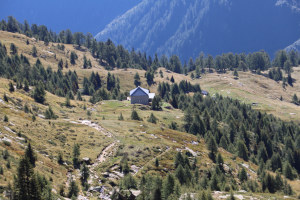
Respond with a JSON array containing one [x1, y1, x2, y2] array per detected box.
[[131, 110, 141, 121], [3, 140, 11, 146]]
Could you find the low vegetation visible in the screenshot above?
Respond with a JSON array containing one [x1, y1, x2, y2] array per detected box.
[[0, 17, 299, 200]]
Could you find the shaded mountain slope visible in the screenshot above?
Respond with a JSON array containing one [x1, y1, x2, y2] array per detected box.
[[95, 0, 300, 60]]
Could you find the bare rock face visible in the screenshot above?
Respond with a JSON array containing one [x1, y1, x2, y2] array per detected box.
[[286, 38, 300, 52], [95, 0, 300, 60]]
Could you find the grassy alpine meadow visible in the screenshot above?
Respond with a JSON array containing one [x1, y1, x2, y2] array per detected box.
[[0, 27, 300, 200]]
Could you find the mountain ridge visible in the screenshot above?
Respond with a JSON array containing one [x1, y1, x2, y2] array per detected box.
[[286, 38, 300, 52], [95, 0, 300, 60]]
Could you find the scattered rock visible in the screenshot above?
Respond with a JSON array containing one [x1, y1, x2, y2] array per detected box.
[[4, 126, 16, 134], [1, 137, 12, 143], [16, 137, 25, 141], [0, 98, 5, 104], [38, 114, 45, 119], [131, 165, 140, 174], [130, 190, 141, 197], [185, 147, 197, 157], [82, 157, 92, 165]]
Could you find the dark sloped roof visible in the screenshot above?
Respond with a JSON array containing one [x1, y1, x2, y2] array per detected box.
[[130, 86, 149, 96]]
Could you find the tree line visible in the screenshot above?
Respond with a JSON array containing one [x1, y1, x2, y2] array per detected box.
[[0, 41, 79, 103], [0, 41, 129, 105], [1, 16, 299, 78], [159, 84, 300, 183]]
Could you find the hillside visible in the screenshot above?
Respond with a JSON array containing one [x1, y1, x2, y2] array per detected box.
[[95, 0, 300, 60], [1, 31, 300, 122], [0, 31, 300, 199]]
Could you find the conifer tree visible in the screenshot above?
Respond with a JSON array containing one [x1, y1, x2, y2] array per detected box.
[[7, 16, 19, 33], [3, 93, 8, 102], [65, 29, 73, 44], [65, 96, 71, 107], [198, 191, 207, 200], [10, 43, 17, 55], [25, 143, 36, 167], [68, 180, 79, 198], [239, 167, 248, 182], [175, 164, 186, 185], [13, 157, 41, 199], [145, 70, 154, 86], [120, 174, 137, 189], [283, 163, 294, 180], [190, 72, 195, 79], [270, 153, 282, 172], [203, 110, 211, 131], [151, 96, 162, 110], [70, 51, 77, 65], [233, 69, 239, 79], [80, 163, 89, 186], [32, 45, 37, 57], [72, 143, 80, 169], [148, 113, 157, 124], [262, 173, 276, 193], [58, 152, 64, 165], [134, 72, 141, 87], [237, 140, 248, 161], [284, 60, 292, 74], [274, 172, 283, 191], [258, 143, 268, 163], [23, 79, 29, 92], [65, 60, 69, 68], [33, 83, 46, 104], [3, 115, 8, 122], [170, 76, 175, 83], [228, 191, 235, 200], [163, 174, 176, 199], [206, 54, 214, 72], [287, 73, 293, 86], [175, 152, 184, 168], [131, 110, 141, 121], [153, 187, 162, 200], [9, 82, 14, 92], [59, 185, 65, 197], [58, 59, 63, 70], [155, 158, 159, 167], [207, 136, 218, 162], [216, 153, 224, 171], [83, 55, 88, 69], [45, 106, 57, 119], [118, 112, 124, 120], [210, 173, 220, 191], [292, 94, 299, 105], [76, 91, 82, 101]]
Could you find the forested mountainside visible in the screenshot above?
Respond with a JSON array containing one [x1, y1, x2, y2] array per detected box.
[[95, 0, 300, 60]]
